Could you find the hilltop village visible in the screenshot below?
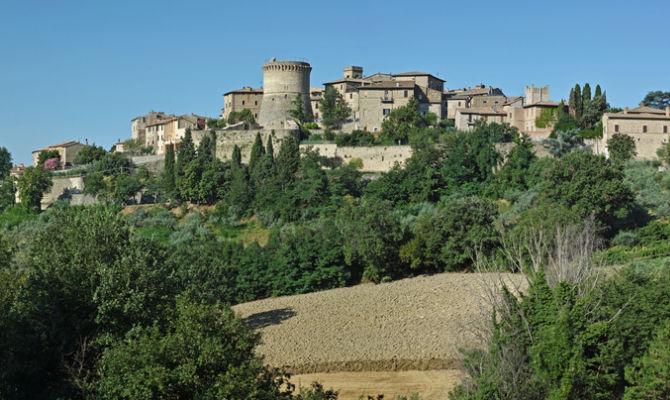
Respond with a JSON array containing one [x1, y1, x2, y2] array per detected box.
[[3, 58, 670, 400]]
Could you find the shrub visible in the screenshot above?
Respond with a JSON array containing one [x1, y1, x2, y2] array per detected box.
[[612, 231, 639, 247], [43, 158, 61, 170]]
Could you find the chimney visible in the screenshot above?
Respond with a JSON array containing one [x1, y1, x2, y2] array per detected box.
[[640, 102, 645, 107], [624, 107, 629, 114], [531, 84, 535, 88], [666, 106, 670, 117], [85, 138, 88, 145]]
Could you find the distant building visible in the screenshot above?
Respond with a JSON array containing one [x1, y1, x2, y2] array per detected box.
[[446, 85, 506, 119], [221, 87, 264, 121], [32, 141, 85, 167], [601, 104, 670, 159], [310, 87, 326, 121], [145, 114, 207, 154], [454, 84, 561, 138], [131, 111, 174, 146]]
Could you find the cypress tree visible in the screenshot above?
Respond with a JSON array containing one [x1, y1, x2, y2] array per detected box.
[[568, 88, 577, 117], [176, 129, 196, 175], [582, 83, 592, 103], [265, 137, 274, 162], [231, 145, 241, 169], [574, 84, 583, 121], [248, 132, 265, 174], [594, 84, 602, 98], [276, 136, 300, 187], [196, 132, 215, 163], [163, 144, 176, 197]]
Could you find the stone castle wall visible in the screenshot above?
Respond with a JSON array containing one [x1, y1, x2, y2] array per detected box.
[[300, 143, 413, 172]]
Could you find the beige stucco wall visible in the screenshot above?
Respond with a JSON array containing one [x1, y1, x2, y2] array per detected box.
[[454, 110, 505, 131], [470, 95, 506, 108], [601, 114, 670, 160], [40, 175, 85, 209]]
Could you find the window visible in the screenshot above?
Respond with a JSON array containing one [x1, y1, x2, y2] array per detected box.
[[615, 124, 619, 132], [254, 101, 258, 105], [383, 109, 390, 116], [350, 93, 353, 99], [315, 103, 319, 109], [458, 102, 462, 106], [483, 100, 487, 104], [665, 126, 668, 134], [242, 100, 245, 105], [643, 125, 648, 133], [404, 90, 408, 98]]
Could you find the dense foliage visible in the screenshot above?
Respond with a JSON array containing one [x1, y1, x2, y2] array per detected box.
[[2, 110, 670, 398]]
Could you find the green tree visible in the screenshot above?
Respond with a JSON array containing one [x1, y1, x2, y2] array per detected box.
[[582, 82, 592, 103], [0, 147, 11, 178], [276, 136, 300, 187], [0, 179, 15, 211], [381, 97, 423, 144], [289, 93, 307, 125], [542, 128, 585, 157], [594, 84, 602, 98], [232, 144, 242, 168], [73, 144, 107, 165], [249, 132, 265, 174], [541, 151, 634, 227], [581, 93, 609, 130], [320, 87, 352, 130], [336, 198, 407, 282], [574, 84, 583, 120], [16, 166, 52, 211], [94, 297, 292, 400], [400, 195, 499, 273], [490, 134, 536, 197], [641, 90, 670, 109], [176, 129, 196, 177], [607, 133, 637, 163], [568, 88, 577, 118], [197, 131, 216, 163], [623, 319, 670, 400], [163, 144, 176, 197], [37, 149, 60, 166]]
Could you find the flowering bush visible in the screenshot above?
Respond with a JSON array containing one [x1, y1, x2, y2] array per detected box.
[[43, 158, 61, 170]]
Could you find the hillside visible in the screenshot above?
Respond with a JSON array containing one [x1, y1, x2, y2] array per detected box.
[[232, 272, 526, 398]]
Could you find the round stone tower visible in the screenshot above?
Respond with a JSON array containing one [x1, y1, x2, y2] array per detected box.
[[258, 58, 313, 129]]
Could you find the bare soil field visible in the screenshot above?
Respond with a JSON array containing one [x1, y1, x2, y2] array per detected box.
[[291, 369, 465, 400], [232, 272, 526, 384]]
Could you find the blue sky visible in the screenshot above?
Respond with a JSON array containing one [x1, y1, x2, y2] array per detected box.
[[1, 0, 668, 165]]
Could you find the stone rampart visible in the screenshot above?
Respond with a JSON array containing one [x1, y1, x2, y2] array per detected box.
[[300, 143, 413, 172], [41, 175, 86, 209]]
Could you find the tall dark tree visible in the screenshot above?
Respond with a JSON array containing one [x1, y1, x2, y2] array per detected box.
[[276, 136, 300, 187], [265, 136, 274, 162], [176, 129, 196, 176], [231, 144, 242, 169], [582, 82, 592, 103], [574, 84, 583, 120], [248, 132, 265, 174], [196, 131, 216, 163], [163, 144, 176, 197], [568, 88, 577, 118], [594, 84, 602, 98], [641, 90, 670, 109], [0, 147, 12, 178]]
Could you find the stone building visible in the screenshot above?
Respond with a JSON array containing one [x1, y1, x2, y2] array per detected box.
[[131, 111, 174, 145], [454, 107, 508, 130], [358, 80, 418, 133], [145, 114, 207, 154], [310, 87, 325, 121], [454, 84, 561, 138], [257, 58, 313, 129], [600, 104, 670, 160], [445, 85, 506, 119], [32, 141, 86, 167], [221, 87, 263, 121]]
